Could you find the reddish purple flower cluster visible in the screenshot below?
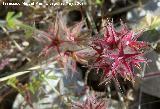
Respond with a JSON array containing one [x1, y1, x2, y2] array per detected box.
[[90, 21, 148, 83], [0, 58, 9, 70], [36, 15, 149, 84], [72, 96, 107, 109]]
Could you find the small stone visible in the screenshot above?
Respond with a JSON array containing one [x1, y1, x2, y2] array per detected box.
[[22, 41, 29, 47]]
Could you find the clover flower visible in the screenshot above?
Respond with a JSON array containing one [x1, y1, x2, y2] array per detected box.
[[34, 13, 89, 74], [35, 13, 86, 57], [72, 96, 107, 109], [0, 58, 10, 70], [90, 20, 149, 83], [37, 17, 68, 56]]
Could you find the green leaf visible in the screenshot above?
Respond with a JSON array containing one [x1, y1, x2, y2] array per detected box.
[[150, 16, 160, 29], [28, 76, 42, 94], [7, 77, 18, 89], [6, 12, 22, 21], [28, 83, 35, 94], [139, 14, 160, 30], [20, 24, 36, 37], [6, 12, 22, 29], [96, 0, 103, 5], [5, 11, 36, 38], [6, 12, 15, 21], [7, 77, 23, 93]]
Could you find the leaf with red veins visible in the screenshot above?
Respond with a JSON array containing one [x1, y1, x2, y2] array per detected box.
[[69, 22, 84, 42], [38, 16, 70, 56], [59, 14, 84, 43], [40, 35, 66, 56]]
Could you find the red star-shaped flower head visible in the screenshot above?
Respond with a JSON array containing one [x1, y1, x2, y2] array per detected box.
[[90, 20, 149, 84], [72, 95, 107, 109]]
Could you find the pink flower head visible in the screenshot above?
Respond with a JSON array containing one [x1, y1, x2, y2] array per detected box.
[[0, 58, 10, 70], [72, 96, 107, 109], [90, 20, 149, 83], [34, 13, 90, 75], [34, 15, 72, 56], [35, 13, 86, 57]]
